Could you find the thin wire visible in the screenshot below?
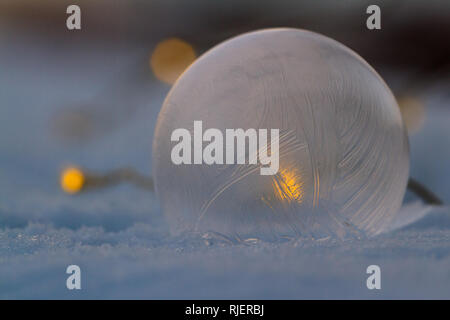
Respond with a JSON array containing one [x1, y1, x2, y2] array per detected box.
[[407, 177, 443, 205], [83, 168, 154, 191], [79, 168, 443, 207]]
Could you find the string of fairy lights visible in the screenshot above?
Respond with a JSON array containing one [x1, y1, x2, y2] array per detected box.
[[60, 37, 196, 194], [58, 36, 440, 207]]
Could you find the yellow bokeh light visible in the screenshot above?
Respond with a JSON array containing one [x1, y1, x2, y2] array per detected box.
[[150, 38, 197, 85], [61, 167, 85, 194], [273, 167, 304, 204], [398, 96, 425, 134]]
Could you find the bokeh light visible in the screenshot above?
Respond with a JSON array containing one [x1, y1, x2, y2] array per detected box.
[[61, 167, 85, 194], [398, 96, 426, 134], [52, 109, 96, 144], [150, 38, 197, 85]]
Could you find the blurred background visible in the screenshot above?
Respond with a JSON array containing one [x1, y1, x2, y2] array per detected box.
[[1, 0, 449, 230], [0, 0, 449, 299]]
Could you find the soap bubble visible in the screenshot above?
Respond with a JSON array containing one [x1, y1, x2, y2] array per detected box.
[[152, 29, 409, 239]]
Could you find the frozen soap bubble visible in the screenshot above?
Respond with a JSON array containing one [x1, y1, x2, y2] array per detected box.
[[152, 28, 409, 239]]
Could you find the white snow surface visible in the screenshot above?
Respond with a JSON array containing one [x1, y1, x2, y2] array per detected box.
[[1, 201, 450, 299]]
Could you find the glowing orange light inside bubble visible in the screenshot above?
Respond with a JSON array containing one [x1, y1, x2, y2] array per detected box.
[[273, 168, 305, 204]]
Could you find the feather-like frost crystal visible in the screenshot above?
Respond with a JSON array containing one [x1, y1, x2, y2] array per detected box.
[[152, 29, 409, 239]]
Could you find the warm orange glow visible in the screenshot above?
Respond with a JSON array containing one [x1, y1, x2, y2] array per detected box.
[[273, 167, 304, 204], [61, 167, 85, 194], [398, 96, 425, 134], [150, 38, 197, 85]]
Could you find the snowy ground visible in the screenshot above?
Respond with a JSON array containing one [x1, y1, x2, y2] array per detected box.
[[1, 24, 450, 299], [1, 205, 450, 299]]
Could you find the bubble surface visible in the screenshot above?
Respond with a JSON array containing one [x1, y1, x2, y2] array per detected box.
[[152, 29, 409, 239]]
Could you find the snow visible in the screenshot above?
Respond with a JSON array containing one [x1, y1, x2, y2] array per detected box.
[[1, 25, 450, 300], [0, 200, 449, 299]]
